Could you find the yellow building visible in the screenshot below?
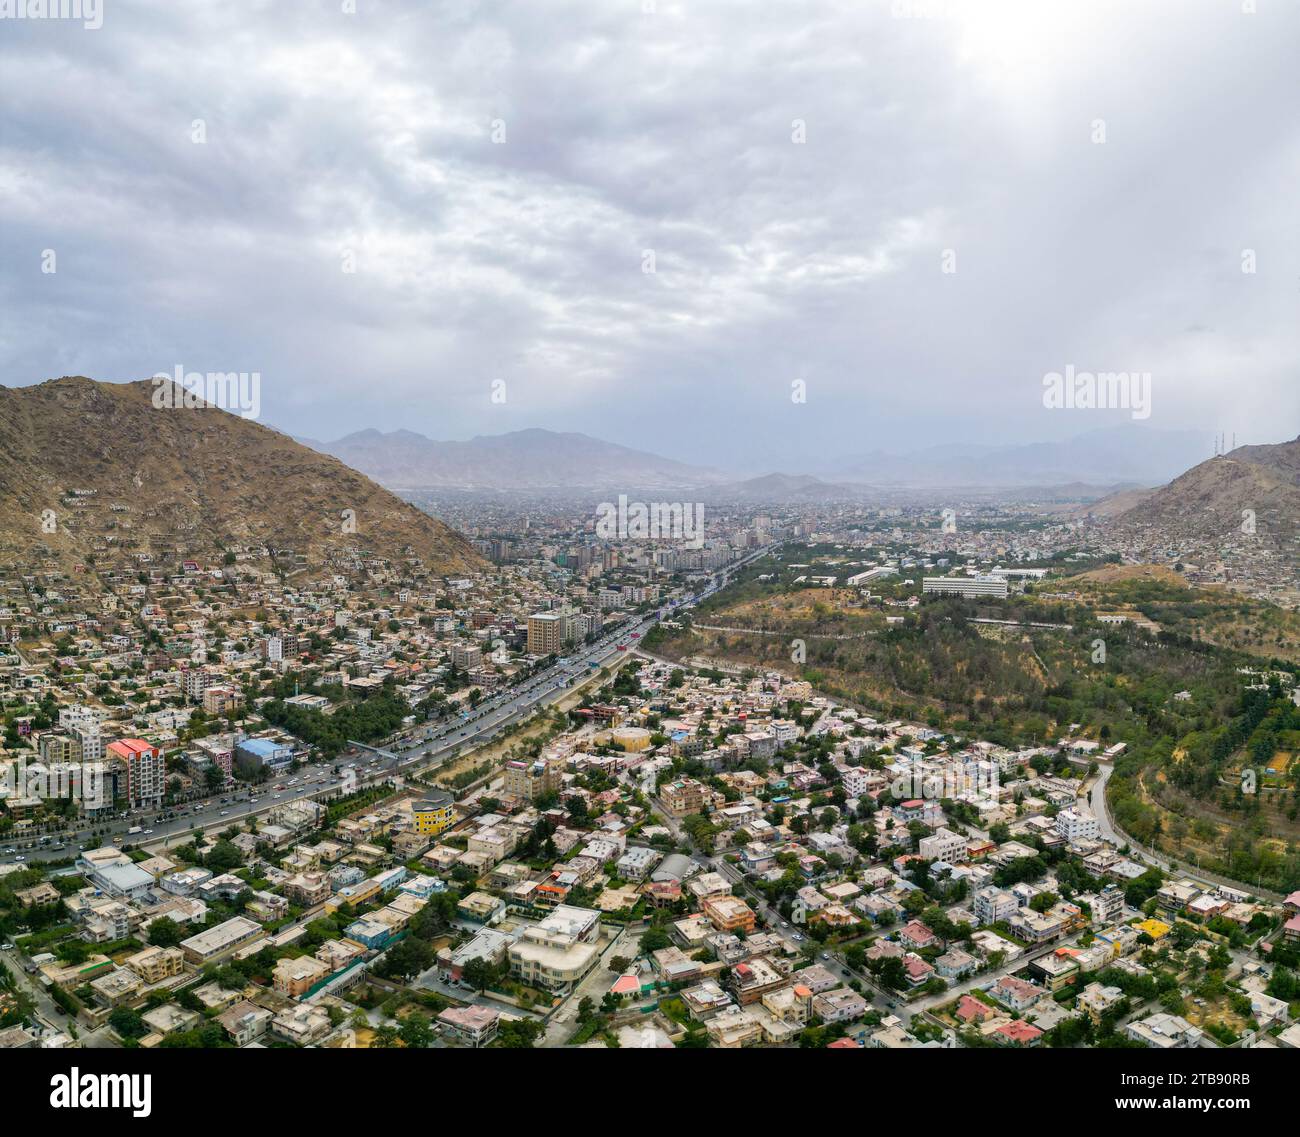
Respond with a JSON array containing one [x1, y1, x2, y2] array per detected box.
[[412, 791, 455, 838], [1135, 918, 1172, 941]]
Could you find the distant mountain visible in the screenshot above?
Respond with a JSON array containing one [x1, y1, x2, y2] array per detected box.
[[0, 377, 484, 575], [710, 472, 874, 501], [828, 425, 1212, 488], [312, 427, 727, 492], [1111, 434, 1300, 549]]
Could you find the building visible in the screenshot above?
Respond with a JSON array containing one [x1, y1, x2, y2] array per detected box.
[[660, 778, 706, 818], [507, 905, 601, 994], [412, 791, 456, 838], [273, 955, 331, 998], [180, 916, 265, 965], [702, 894, 756, 935], [234, 737, 293, 775], [919, 828, 968, 864], [1056, 807, 1100, 843], [503, 758, 561, 804], [105, 738, 164, 808], [973, 886, 1018, 926], [437, 1004, 500, 1048], [526, 612, 564, 656], [922, 576, 1009, 599], [1125, 1012, 1205, 1049], [125, 946, 185, 985], [217, 1000, 273, 1046]]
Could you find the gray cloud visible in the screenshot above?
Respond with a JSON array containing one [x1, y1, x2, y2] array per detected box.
[[2, 0, 1297, 471]]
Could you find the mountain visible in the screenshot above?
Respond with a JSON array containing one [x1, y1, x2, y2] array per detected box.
[[0, 377, 484, 576], [311, 427, 726, 491], [1110, 435, 1300, 549], [709, 472, 874, 501], [828, 425, 1211, 488]]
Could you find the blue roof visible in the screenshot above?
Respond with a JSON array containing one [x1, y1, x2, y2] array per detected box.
[[238, 738, 286, 756]]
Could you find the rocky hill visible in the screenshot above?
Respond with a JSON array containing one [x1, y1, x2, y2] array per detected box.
[[0, 377, 484, 577], [1112, 435, 1300, 549]]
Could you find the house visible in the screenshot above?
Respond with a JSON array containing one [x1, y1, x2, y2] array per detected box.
[[994, 1019, 1043, 1047], [811, 987, 868, 1024], [1078, 981, 1125, 1022], [217, 1000, 273, 1046], [1125, 1012, 1205, 1049], [955, 994, 996, 1024], [991, 975, 1042, 1012], [437, 1004, 500, 1048], [898, 920, 940, 950], [935, 947, 978, 979]]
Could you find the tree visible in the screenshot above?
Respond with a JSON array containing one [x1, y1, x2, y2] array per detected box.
[[399, 1014, 433, 1049], [147, 916, 183, 947], [109, 1008, 146, 1040], [494, 1019, 542, 1048]]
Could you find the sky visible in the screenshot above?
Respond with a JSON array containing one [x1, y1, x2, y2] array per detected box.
[[2, 0, 1298, 473]]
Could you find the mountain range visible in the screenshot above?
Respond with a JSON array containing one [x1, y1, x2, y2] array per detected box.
[[305, 423, 1215, 496], [305, 427, 726, 492], [0, 377, 483, 575]]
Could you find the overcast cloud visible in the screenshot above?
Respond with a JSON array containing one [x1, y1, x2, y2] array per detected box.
[[2, 0, 1297, 471]]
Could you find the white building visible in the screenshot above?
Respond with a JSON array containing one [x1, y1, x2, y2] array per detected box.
[[1055, 807, 1100, 843]]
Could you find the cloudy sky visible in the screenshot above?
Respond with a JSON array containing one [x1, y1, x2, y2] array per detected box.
[[2, 0, 1297, 472]]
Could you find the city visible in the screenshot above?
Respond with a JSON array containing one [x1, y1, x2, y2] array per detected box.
[[1, 0, 1296, 1117]]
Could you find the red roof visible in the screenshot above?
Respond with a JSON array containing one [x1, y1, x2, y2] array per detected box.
[[996, 1021, 1043, 1044]]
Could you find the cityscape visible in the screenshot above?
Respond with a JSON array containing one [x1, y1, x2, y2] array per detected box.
[[1, 0, 1297, 1115]]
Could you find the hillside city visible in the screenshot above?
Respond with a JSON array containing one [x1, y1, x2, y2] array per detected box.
[[3, 490, 1300, 1053]]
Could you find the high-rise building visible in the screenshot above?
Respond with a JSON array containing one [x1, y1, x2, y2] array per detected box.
[[106, 738, 165, 808], [527, 612, 563, 656]]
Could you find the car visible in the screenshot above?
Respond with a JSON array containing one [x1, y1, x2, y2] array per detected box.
[[249, 798, 259, 804], [219, 811, 229, 817], [821, 952, 831, 961], [13, 856, 24, 862], [0, 943, 13, 951]]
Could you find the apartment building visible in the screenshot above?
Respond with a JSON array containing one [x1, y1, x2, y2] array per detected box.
[[507, 905, 602, 994], [105, 738, 164, 808], [918, 827, 968, 864], [526, 612, 564, 656], [126, 945, 185, 984], [1055, 807, 1100, 843], [660, 778, 706, 818]]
